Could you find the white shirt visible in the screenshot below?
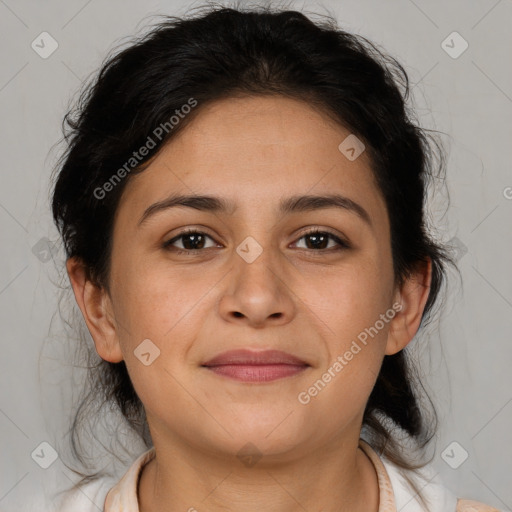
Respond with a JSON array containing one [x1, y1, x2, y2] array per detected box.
[[55, 439, 505, 511]]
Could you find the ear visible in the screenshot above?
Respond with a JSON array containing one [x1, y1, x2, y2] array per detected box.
[[66, 257, 124, 363], [385, 258, 432, 356]]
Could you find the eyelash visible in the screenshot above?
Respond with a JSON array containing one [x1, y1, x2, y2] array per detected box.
[[162, 227, 350, 256]]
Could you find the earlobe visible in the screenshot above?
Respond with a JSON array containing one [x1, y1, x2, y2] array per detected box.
[[66, 257, 124, 363], [385, 258, 432, 356]]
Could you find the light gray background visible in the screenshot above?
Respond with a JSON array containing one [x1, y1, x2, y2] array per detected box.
[[0, 0, 511, 510]]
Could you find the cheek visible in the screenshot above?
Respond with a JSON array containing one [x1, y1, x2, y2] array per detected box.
[[301, 260, 391, 329], [112, 266, 217, 378], [112, 260, 195, 334], [300, 261, 392, 380]]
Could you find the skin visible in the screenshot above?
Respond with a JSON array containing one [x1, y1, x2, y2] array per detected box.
[[67, 95, 431, 512]]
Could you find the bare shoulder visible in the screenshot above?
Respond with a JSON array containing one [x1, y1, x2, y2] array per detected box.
[[457, 498, 506, 512]]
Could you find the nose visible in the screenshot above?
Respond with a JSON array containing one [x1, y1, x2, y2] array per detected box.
[[217, 248, 296, 329]]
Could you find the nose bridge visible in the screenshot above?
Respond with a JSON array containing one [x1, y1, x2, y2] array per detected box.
[[233, 232, 281, 292]]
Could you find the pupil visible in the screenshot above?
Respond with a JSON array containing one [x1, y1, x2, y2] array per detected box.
[[184, 234, 204, 250], [307, 233, 327, 249]]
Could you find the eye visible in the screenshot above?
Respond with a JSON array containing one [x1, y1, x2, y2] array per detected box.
[[162, 228, 219, 255], [292, 229, 350, 252], [162, 228, 350, 255]]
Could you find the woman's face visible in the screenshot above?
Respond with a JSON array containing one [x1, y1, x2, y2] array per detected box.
[[73, 95, 426, 462]]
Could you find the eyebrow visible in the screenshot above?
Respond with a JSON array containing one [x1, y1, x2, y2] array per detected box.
[[137, 193, 372, 228]]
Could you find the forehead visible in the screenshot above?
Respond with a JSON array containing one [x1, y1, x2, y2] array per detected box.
[[117, 95, 385, 224]]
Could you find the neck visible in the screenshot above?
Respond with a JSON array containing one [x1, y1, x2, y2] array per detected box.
[[138, 435, 379, 512]]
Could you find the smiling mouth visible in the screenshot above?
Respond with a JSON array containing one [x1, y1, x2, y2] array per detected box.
[[201, 348, 310, 382], [202, 363, 309, 382]]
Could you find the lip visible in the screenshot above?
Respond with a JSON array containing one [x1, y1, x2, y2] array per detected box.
[[201, 349, 310, 383], [202, 349, 308, 366]]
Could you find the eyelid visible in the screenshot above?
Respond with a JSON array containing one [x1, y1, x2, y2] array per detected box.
[[295, 226, 349, 242], [164, 225, 220, 242]]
